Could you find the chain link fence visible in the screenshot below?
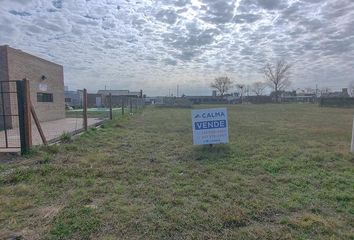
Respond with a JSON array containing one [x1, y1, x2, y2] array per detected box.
[[0, 82, 145, 154]]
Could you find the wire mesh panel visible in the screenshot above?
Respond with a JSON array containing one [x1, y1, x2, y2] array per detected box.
[[0, 83, 146, 150], [63, 90, 111, 138], [30, 88, 110, 145], [33, 89, 131, 144], [0, 80, 21, 150], [127, 97, 145, 114], [28, 89, 145, 145]]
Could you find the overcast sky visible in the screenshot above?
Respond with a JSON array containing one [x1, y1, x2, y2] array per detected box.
[[0, 0, 353, 96]]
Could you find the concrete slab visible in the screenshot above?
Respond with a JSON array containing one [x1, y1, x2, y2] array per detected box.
[[0, 118, 104, 152]]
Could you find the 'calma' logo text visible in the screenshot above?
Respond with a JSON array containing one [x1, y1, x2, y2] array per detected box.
[[194, 112, 225, 119]]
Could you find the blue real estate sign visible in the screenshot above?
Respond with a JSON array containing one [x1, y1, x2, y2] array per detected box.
[[192, 108, 229, 145]]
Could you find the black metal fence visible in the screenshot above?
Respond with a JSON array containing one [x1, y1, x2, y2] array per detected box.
[[0, 79, 30, 154]]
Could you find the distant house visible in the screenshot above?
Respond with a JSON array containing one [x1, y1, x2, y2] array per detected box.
[[319, 88, 353, 107], [281, 94, 317, 103], [245, 95, 272, 104], [269, 90, 317, 103], [183, 95, 227, 104], [97, 89, 143, 107], [97, 90, 142, 97], [321, 88, 349, 98], [144, 97, 163, 105], [64, 88, 82, 108], [224, 92, 242, 104]]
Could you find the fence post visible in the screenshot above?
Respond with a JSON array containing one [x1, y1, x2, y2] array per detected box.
[[351, 115, 354, 153], [16, 79, 32, 154], [121, 97, 124, 115], [23, 79, 32, 149], [16, 81, 27, 154], [109, 93, 113, 120], [83, 88, 88, 131], [30, 102, 47, 146], [129, 98, 132, 114]]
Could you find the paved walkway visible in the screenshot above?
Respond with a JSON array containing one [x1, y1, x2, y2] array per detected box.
[[0, 118, 103, 151]]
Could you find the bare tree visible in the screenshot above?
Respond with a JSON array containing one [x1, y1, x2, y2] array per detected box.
[[252, 81, 267, 96], [211, 76, 233, 96], [264, 60, 292, 102]]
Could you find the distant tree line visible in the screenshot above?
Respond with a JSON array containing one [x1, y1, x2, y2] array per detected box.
[[210, 59, 292, 102]]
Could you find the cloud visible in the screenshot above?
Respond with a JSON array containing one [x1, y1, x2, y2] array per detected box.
[[0, 24, 17, 36], [201, 0, 236, 24], [257, 0, 284, 10], [175, 0, 190, 7], [164, 58, 178, 65], [162, 23, 220, 61], [52, 0, 63, 9], [23, 24, 42, 34], [0, 0, 353, 95], [9, 10, 31, 16], [234, 14, 261, 24], [237, 0, 260, 13], [0, 0, 31, 4], [155, 9, 178, 24]]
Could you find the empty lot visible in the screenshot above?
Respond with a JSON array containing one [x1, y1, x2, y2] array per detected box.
[[0, 104, 353, 239]]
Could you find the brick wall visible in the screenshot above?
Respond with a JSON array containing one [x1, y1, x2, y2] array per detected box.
[[0, 45, 65, 128]]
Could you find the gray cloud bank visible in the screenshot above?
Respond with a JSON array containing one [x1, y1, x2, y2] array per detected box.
[[0, 0, 353, 95]]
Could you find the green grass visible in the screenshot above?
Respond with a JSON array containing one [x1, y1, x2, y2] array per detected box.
[[68, 108, 121, 112], [65, 108, 123, 119], [1, 104, 353, 239]]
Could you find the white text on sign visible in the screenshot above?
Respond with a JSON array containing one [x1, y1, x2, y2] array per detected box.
[[191, 108, 229, 145]]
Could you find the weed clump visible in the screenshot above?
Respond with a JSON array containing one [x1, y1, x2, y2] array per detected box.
[[44, 145, 60, 154], [38, 153, 53, 164], [60, 132, 72, 143]]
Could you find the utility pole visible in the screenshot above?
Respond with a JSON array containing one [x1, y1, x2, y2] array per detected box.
[[177, 84, 179, 97]]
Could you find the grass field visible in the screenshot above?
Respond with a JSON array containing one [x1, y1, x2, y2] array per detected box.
[[1, 104, 353, 239], [65, 108, 123, 119]]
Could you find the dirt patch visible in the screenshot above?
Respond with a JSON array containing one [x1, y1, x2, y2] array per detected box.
[[0, 227, 42, 240], [0, 153, 20, 163], [38, 206, 62, 221]]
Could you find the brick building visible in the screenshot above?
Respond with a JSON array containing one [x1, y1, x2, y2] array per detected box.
[[97, 90, 142, 107], [0, 45, 65, 129]]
